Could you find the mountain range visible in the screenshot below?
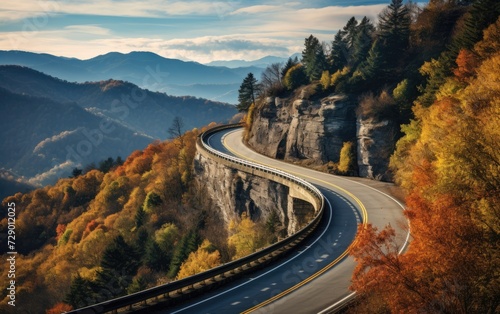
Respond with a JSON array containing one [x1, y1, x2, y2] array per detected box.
[[205, 53, 301, 68], [0, 51, 297, 104], [0, 65, 237, 188]]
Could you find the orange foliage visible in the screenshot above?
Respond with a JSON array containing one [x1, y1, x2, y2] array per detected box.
[[46, 302, 73, 314], [56, 224, 67, 241], [357, 30, 499, 313], [453, 49, 479, 82]]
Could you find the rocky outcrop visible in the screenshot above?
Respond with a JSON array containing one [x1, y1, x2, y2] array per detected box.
[[357, 117, 396, 181], [247, 91, 397, 181], [194, 151, 313, 235], [248, 94, 357, 163]]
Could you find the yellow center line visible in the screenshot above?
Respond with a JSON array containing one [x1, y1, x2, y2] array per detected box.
[[220, 135, 368, 313]]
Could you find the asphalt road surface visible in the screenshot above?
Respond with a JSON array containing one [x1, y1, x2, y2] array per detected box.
[[162, 127, 408, 314]]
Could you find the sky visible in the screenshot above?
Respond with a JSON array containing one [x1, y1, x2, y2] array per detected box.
[[0, 0, 413, 63]]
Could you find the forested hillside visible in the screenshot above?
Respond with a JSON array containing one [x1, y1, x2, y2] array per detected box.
[[0, 125, 274, 313], [0, 66, 237, 186]]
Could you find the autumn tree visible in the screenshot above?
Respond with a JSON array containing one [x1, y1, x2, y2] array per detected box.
[[46, 303, 73, 314], [176, 239, 222, 279], [228, 212, 267, 259], [417, 0, 500, 107], [337, 142, 356, 175]]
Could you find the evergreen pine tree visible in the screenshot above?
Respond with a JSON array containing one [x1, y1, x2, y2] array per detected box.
[[94, 235, 140, 298], [302, 35, 327, 81], [351, 17, 375, 68], [135, 206, 146, 228], [378, 0, 411, 72], [64, 274, 95, 308], [343, 17, 359, 50], [329, 31, 348, 73], [144, 240, 169, 271], [167, 230, 200, 278], [281, 56, 299, 80], [237, 73, 259, 112]]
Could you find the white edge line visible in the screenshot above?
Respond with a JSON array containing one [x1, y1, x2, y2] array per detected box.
[[222, 128, 411, 313], [170, 194, 334, 313]]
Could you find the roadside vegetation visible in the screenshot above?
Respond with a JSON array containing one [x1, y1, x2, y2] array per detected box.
[[237, 0, 499, 312]]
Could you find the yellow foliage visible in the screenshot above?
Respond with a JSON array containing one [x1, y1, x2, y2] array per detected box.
[[474, 17, 500, 61], [228, 212, 266, 259], [176, 239, 221, 279], [330, 66, 350, 86], [320, 70, 331, 90], [435, 77, 463, 101], [338, 142, 355, 174], [419, 58, 441, 77], [244, 103, 255, 142]]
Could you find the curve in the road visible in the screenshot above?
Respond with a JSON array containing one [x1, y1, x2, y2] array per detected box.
[[167, 127, 408, 314], [222, 129, 408, 313]]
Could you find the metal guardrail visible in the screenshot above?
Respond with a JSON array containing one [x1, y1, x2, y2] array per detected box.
[[68, 123, 325, 314]]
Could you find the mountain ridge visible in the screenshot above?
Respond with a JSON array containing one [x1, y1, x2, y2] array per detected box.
[[0, 65, 237, 186], [0, 50, 273, 103]]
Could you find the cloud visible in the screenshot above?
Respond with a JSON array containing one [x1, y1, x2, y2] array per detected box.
[[230, 5, 285, 15], [92, 35, 295, 63], [0, 2, 389, 62], [33, 129, 81, 154], [64, 25, 111, 35], [27, 160, 76, 187], [0, 0, 239, 21]]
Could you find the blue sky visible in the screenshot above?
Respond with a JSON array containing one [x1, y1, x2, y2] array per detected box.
[[0, 0, 418, 63]]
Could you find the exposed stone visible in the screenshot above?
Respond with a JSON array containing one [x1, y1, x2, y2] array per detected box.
[[194, 151, 312, 235], [356, 117, 396, 181], [248, 94, 357, 163], [247, 92, 397, 181]]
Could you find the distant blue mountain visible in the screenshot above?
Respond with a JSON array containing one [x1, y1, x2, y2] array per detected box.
[[0, 50, 272, 103], [205, 53, 301, 68], [0, 65, 237, 186]]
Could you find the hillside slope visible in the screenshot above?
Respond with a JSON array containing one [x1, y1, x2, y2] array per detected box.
[[0, 66, 237, 185], [0, 87, 152, 185]]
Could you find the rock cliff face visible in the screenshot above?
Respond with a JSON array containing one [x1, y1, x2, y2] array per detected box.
[[248, 94, 357, 163], [194, 151, 312, 235], [357, 117, 396, 181], [247, 92, 396, 181]]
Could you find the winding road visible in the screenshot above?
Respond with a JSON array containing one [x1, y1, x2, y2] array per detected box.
[[162, 127, 408, 314]]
